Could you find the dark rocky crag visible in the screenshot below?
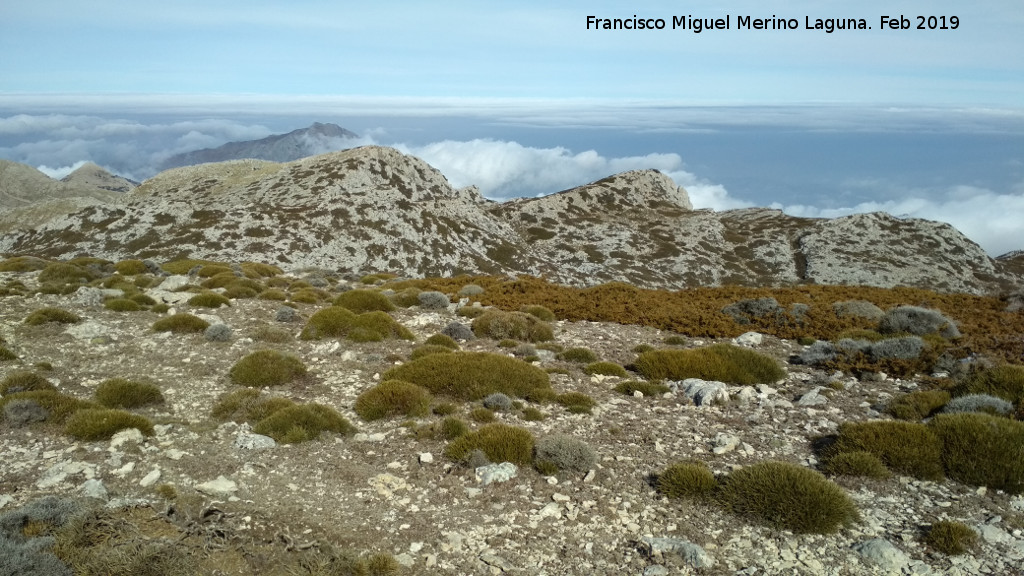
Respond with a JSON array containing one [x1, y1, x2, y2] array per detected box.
[[160, 122, 359, 169]]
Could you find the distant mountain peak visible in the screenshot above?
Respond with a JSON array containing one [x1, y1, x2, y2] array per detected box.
[[61, 162, 137, 193], [160, 122, 359, 170]]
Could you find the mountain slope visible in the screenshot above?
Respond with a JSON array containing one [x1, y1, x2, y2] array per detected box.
[[60, 162, 137, 193], [0, 146, 1018, 294], [160, 122, 359, 169], [0, 159, 124, 235]]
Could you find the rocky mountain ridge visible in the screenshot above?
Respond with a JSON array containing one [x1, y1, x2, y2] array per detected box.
[[0, 146, 1019, 295], [159, 122, 359, 169]]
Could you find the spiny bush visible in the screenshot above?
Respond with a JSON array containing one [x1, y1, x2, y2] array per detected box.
[[64, 409, 154, 440], [534, 434, 597, 475], [187, 291, 231, 308], [131, 292, 158, 305], [333, 289, 396, 313], [240, 261, 283, 278], [822, 450, 891, 479], [113, 259, 148, 275], [94, 379, 164, 409], [424, 334, 460, 349], [197, 264, 233, 278], [24, 307, 82, 326], [663, 335, 688, 346], [954, 364, 1024, 405], [204, 323, 233, 342], [615, 380, 671, 396], [522, 406, 546, 421], [257, 288, 288, 301], [521, 305, 556, 322], [37, 262, 94, 284], [482, 393, 513, 411], [1, 371, 55, 395], [160, 258, 220, 275], [584, 361, 628, 377], [0, 390, 98, 424], [943, 394, 1013, 416], [152, 313, 209, 333], [471, 310, 554, 342], [657, 460, 717, 499], [922, 520, 978, 555], [409, 345, 456, 361], [721, 297, 784, 325], [289, 289, 322, 304], [252, 403, 356, 444], [556, 392, 596, 414], [210, 389, 296, 423], [0, 345, 17, 361], [0, 255, 48, 272], [870, 336, 925, 360], [459, 284, 485, 297], [930, 413, 1024, 493], [456, 306, 486, 319], [444, 423, 535, 466], [417, 291, 450, 310], [441, 322, 475, 341], [879, 305, 960, 339], [360, 273, 395, 284], [469, 407, 496, 422], [558, 347, 598, 363], [103, 298, 141, 312], [440, 417, 470, 439], [354, 380, 433, 421], [886, 390, 951, 421], [716, 461, 859, 534], [299, 307, 413, 342], [833, 300, 885, 321], [382, 352, 551, 401], [828, 420, 944, 481], [3, 398, 50, 426], [634, 344, 785, 385], [229, 350, 307, 387]]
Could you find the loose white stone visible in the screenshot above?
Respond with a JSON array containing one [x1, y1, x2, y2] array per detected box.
[[196, 475, 238, 497], [419, 452, 434, 464], [139, 468, 161, 487]]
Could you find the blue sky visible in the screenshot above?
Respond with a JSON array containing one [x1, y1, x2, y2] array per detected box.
[[1, 1, 1023, 256], [2, 0, 1022, 104]]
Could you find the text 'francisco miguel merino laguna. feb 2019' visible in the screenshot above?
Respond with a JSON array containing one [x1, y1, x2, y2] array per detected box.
[[585, 14, 960, 33]]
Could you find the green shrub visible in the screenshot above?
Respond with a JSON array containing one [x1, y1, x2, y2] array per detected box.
[[381, 352, 551, 401], [829, 421, 944, 481], [258, 288, 288, 301], [187, 292, 231, 308], [456, 306, 486, 319], [0, 255, 48, 272], [160, 258, 220, 275], [471, 310, 554, 342], [556, 392, 596, 414], [424, 334, 460, 349], [663, 335, 688, 345], [289, 289, 322, 304], [410, 345, 456, 360], [632, 344, 655, 353], [0, 371, 55, 394], [440, 417, 470, 439], [151, 303, 170, 314], [922, 520, 978, 555], [558, 347, 598, 363], [432, 402, 457, 416], [299, 307, 413, 341], [104, 298, 142, 312], [634, 344, 785, 385], [614, 380, 670, 396], [887, 390, 951, 421], [197, 264, 233, 278], [497, 339, 518, 348], [229, 349, 307, 387], [37, 262, 94, 284], [444, 423, 535, 466], [534, 434, 597, 474], [210, 389, 296, 423], [251, 325, 293, 343], [65, 408, 154, 440], [389, 287, 421, 308], [954, 364, 1024, 405], [130, 293, 157, 306], [253, 403, 356, 443], [152, 313, 209, 333], [657, 460, 717, 499], [24, 307, 82, 326], [222, 284, 259, 299], [930, 413, 1024, 493], [0, 345, 17, 361], [584, 361, 628, 377], [521, 406, 546, 421], [716, 461, 859, 534], [94, 379, 164, 408], [114, 259, 148, 275], [240, 261, 283, 278], [469, 407, 496, 422], [333, 289, 396, 313], [521, 305, 556, 322], [822, 451, 891, 479], [354, 380, 433, 421], [0, 390, 99, 425]]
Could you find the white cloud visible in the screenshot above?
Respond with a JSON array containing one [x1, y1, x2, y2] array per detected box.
[[774, 184, 1024, 257]]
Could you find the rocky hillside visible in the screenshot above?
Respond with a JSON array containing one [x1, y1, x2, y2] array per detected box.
[[0, 146, 1018, 294], [1, 263, 1023, 575], [60, 162, 137, 193], [160, 122, 359, 169], [0, 160, 125, 236]]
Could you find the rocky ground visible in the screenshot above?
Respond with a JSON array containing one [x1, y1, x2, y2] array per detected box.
[[2, 269, 1024, 575]]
